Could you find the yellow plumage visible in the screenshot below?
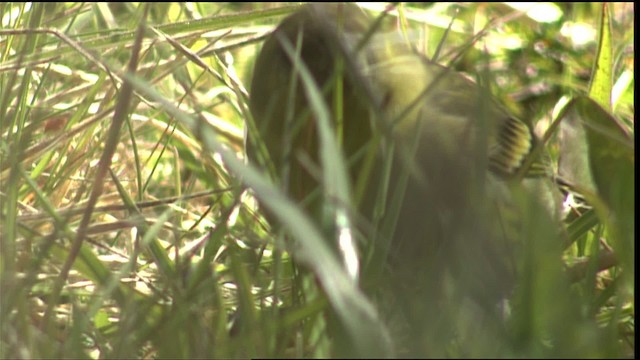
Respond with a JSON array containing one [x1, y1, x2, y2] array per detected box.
[[247, 4, 563, 346]]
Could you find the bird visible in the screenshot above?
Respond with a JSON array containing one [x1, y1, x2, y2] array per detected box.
[[246, 3, 563, 355]]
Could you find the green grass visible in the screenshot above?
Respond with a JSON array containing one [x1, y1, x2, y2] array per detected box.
[[0, 2, 634, 358]]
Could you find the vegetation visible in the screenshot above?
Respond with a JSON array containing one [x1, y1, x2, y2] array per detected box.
[[0, 3, 634, 358]]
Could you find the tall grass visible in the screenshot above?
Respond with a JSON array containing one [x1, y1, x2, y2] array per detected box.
[[0, 3, 634, 358]]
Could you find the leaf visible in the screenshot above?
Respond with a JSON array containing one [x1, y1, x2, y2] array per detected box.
[[560, 96, 634, 287], [588, 3, 613, 111]]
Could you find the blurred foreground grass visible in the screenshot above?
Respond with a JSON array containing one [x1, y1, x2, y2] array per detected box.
[[0, 2, 634, 358]]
